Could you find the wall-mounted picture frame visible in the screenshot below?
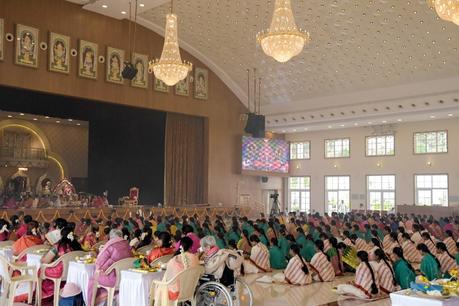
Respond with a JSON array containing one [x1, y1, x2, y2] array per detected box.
[[49, 32, 70, 74], [194, 67, 208, 100], [106, 46, 124, 84], [154, 76, 169, 93], [175, 75, 190, 96], [0, 19, 4, 61], [131, 53, 148, 89], [78, 40, 98, 79], [15, 24, 39, 68]]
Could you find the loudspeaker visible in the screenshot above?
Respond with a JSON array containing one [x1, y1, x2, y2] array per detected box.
[[244, 113, 265, 138], [122, 62, 138, 80], [261, 176, 269, 183]]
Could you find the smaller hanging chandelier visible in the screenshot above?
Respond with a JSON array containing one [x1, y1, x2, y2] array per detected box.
[[257, 0, 310, 63], [428, 0, 459, 26], [149, 1, 192, 86]]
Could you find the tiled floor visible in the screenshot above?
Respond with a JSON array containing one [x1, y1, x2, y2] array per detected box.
[[242, 273, 391, 306]]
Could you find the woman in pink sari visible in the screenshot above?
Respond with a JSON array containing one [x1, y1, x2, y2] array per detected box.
[[88, 229, 133, 306], [153, 236, 199, 306], [39, 227, 82, 300]]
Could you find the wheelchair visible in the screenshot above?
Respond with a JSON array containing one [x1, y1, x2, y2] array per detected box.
[[194, 269, 253, 306]]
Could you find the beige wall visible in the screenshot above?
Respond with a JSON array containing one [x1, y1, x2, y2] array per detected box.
[[285, 118, 459, 213], [0, 0, 261, 205]]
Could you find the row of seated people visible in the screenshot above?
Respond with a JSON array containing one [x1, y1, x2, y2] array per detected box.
[[1, 211, 459, 302]]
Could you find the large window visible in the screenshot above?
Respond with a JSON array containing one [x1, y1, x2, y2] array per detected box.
[[415, 174, 448, 206], [290, 142, 310, 160], [414, 131, 447, 154], [325, 138, 350, 158], [289, 177, 311, 213], [367, 175, 396, 211], [366, 135, 395, 156], [325, 176, 350, 213]]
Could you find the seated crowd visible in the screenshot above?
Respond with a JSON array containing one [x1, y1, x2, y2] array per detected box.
[[1, 211, 459, 303]]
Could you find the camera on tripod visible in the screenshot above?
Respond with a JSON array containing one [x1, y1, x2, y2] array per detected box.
[[270, 193, 279, 200]]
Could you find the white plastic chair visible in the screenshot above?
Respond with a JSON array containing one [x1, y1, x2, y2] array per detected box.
[[90, 257, 135, 306], [0, 255, 37, 306], [150, 254, 173, 268], [137, 245, 153, 256], [36, 250, 88, 306], [0, 241, 14, 249], [13, 244, 51, 262], [150, 266, 204, 306]]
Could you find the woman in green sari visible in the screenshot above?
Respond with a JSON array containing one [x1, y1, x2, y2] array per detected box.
[[296, 228, 316, 262], [278, 230, 292, 260], [391, 247, 416, 289], [417, 243, 441, 281], [269, 238, 287, 269]]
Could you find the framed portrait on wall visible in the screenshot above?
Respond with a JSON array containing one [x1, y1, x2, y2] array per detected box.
[[15, 24, 39, 68], [131, 53, 148, 88], [49, 32, 70, 74], [154, 76, 169, 93], [106, 46, 124, 84], [175, 75, 190, 96], [0, 19, 4, 61], [194, 67, 208, 100], [78, 40, 97, 79]]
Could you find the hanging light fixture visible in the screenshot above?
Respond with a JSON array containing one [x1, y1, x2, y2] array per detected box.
[[428, 0, 459, 26], [257, 0, 310, 63], [149, 0, 192, 86]]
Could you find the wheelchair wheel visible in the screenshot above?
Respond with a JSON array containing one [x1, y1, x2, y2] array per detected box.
[[195, 281, 233, 306], [231, 278, 253, 306]]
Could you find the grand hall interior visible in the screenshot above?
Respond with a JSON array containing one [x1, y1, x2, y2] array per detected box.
[[0, 0, 459, 306]]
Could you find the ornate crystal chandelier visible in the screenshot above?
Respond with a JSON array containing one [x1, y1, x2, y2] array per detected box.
[[257, 0, 310, 63], [149, 1, 192, 86], [428, 0, 459, 26]]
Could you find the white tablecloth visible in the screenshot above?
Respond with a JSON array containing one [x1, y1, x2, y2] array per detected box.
[[118, 270, 165, 306], [390, 290, 459, 306], [67, 261, 95, 306]]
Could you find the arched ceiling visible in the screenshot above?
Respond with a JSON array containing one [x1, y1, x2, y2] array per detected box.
[[69, 0, 459, 132]]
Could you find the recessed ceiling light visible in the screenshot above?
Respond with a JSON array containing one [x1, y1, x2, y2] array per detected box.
[[45, 116, 50, 119], [282, 130, 286, 133], [368, 122, 373, 124], [56, 120, 61, 123], [382, 120, 387, 123], [77, 123, 81, 126], [102, 4, 108, 8], [68, 119, 73, 122], [304, 128, 308, 131], [139, 3, 145, 7], [448, 113, 453, 117], [397, 118, 403, 122], [7, 115, 12, 118], [33, 118, 37, 121], [292, 129, 296, 132], [121, 11, 127, 14], [430, 115, 436, 119], [19, 113, 24, 116], [340, 124, 345, 127]]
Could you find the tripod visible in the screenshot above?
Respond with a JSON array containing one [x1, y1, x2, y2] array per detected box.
[[270, 197, 280, 216]]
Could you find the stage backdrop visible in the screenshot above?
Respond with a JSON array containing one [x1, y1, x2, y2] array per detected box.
[[0, 85, 166, 204]]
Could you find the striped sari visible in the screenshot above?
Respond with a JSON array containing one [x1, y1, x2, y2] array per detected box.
[[310, 252, 335, 282], [284, 255, 312, 285]]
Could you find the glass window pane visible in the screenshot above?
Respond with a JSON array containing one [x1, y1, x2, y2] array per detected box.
[[418, 190, 432, 206], [432, 175, 447, 188], [291, 191, 300, 211], [370, 192, 381, 211], [432, 189, 448, 206], [383, 192, 395, 211]]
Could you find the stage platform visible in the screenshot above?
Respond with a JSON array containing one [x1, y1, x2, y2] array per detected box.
[[0, 205, 259, 223]]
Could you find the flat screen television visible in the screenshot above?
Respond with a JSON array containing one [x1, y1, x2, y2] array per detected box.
[[241, 136, 289, 175]]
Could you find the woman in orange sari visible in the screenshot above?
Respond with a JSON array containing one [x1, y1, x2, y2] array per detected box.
[[237, 230, 252, 255], [80, 225, 99, 251], [12, 221, 43, 260], [148, 232, 175, 264]]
